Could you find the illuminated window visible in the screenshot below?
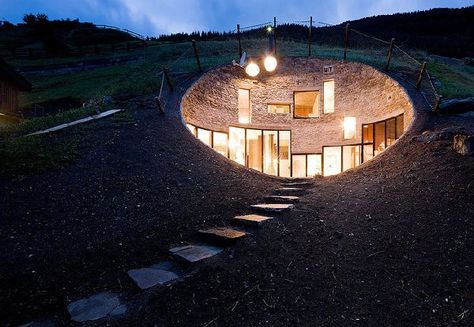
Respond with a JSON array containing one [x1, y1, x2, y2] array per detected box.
[[292, 155, 307, 178], [396, 115, 404, 138], [307, 154, 322, 176], [362, 123, 374, 163], [229, 127, 245, 165], [213, 131, 228, 157], [323, 146, 341, 176], [343, 117, 356, 139], [238, 89, 250, 124], [294, 91, 319, 118], [374, 122, 386, 155], [263, 130, 278, 176], [246, 129, 263, 172], [268, 103, 290, 114], [279, 131, 291, 177], [323, 80, 335, 113], [197, 128, 211, 147], [186, 123, 196, 136], [386, 118, 396, 146], [342, 145, 360, 171]]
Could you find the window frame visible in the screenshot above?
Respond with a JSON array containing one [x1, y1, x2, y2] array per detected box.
[[237, 88, 251, 124], [293, 90, 320, 119], [323, 79, 335, 114], [267, 102, 291, 114]]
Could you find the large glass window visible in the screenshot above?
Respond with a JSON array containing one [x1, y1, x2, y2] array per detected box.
[[263, 130, 278, 176], [374, 122, 386, 156], [386, 118, 396, 146], [197, 128, 211, 147], [279, 131, 291, 177], [323, 80, 335, 113], [238, 89, 250, 124], [343, 117, 356, 140], [268, 103, 290, 114], [246, 129, 263, 172], [342, 145, 360, 171], [213, 131, 228, 157], [323, 146, 342, 176], [396, 114, 404, 138], [186, 123, 196, 136], [294, 91, 319, 118], [292, 155, 307, 178], [229, 127, 245, 165], [307, 154, 322, 177]]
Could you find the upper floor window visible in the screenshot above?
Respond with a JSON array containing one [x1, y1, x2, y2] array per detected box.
[[294, 91, 320, 118], [268, 103, 290, 114], [323, 80, 335, 113], [238, 88, 250, 124]]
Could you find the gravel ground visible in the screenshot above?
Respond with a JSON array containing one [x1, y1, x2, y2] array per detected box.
[[0, 75, 473, 326]]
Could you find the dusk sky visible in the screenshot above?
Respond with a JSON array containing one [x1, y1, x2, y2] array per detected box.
[[2, 0, 474, 36]]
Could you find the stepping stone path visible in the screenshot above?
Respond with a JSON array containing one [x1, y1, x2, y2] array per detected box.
[[67, 292, 126, 322], [251, 203, 295, 214], [281, 181, 313, 187], [274, 187, 306, 195], [127, 262, 179, 289], [233, 214, 273, 227], [264, 195, 300, 203], [198, 227, 246, 243], [169, 244, 223, 263], [60, 180, 316, 324]]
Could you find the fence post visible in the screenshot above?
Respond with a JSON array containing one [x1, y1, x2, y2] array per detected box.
[[308, 16, 312, 57], [273, 17, 277, 55], [163, 68, 174, 91], [192, 40, 202, 72], [434, 95, 443, 112], [343, 23, 350, 60], [416, 61, 427, 89], [385, 38, 395, 71], [237, 24, 242, 58]]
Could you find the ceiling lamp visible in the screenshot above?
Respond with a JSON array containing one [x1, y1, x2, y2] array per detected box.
[[264, 55, 277, 72], [245, 61, 260, 77]]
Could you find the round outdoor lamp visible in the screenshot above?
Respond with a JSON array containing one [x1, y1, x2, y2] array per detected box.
[[245, 61, 260, 77], [264, 55, 277, 72]]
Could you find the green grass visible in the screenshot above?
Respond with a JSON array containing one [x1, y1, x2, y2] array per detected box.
[[427, 60, 474, 99], [0, 134, 79, 179], [0, 106, 97, 137], [2, 38, 472, 178]]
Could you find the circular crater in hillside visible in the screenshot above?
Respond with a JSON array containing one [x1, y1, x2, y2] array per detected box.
[[181, 57, 414, 177]]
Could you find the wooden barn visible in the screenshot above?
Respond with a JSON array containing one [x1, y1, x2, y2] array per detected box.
[[0, 58, 31, 115]]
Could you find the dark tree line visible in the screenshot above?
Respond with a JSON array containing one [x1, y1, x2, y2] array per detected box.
[[157, 6, 474, 58]]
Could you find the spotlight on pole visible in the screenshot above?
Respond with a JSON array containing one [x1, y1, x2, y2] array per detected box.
[[245, 61, 260, 77], [264, 55, 277, 72]]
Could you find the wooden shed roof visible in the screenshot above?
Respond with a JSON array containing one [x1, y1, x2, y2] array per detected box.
[[0, 58, 32, 91]]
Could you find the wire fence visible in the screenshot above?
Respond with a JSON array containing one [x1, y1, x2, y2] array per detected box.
[[152, 18, 440, 111], [2, 18, 441, 111]]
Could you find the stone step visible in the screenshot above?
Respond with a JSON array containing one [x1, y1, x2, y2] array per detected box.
[[274, 187, 306, 195], [232, 214, 273, 227], [264, 195, 300, 203], [67, 292, 126, 322], [169, 244, 223, 263], [251, 203, 295, 214], [198, 227, 246, 244], [127, 262, 179, 289], [281, 181, 314, 188]]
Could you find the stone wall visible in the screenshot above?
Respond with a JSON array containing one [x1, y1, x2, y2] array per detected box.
[[181, 57, 414, 153]]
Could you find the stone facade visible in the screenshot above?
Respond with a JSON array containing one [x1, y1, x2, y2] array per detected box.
[[181, 57, 413, 154]]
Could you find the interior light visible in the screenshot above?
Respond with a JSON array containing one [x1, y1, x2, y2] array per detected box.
[[264, 55, 278, 72], [344, 117, 357, 139], [245, 62, 260, 77]]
